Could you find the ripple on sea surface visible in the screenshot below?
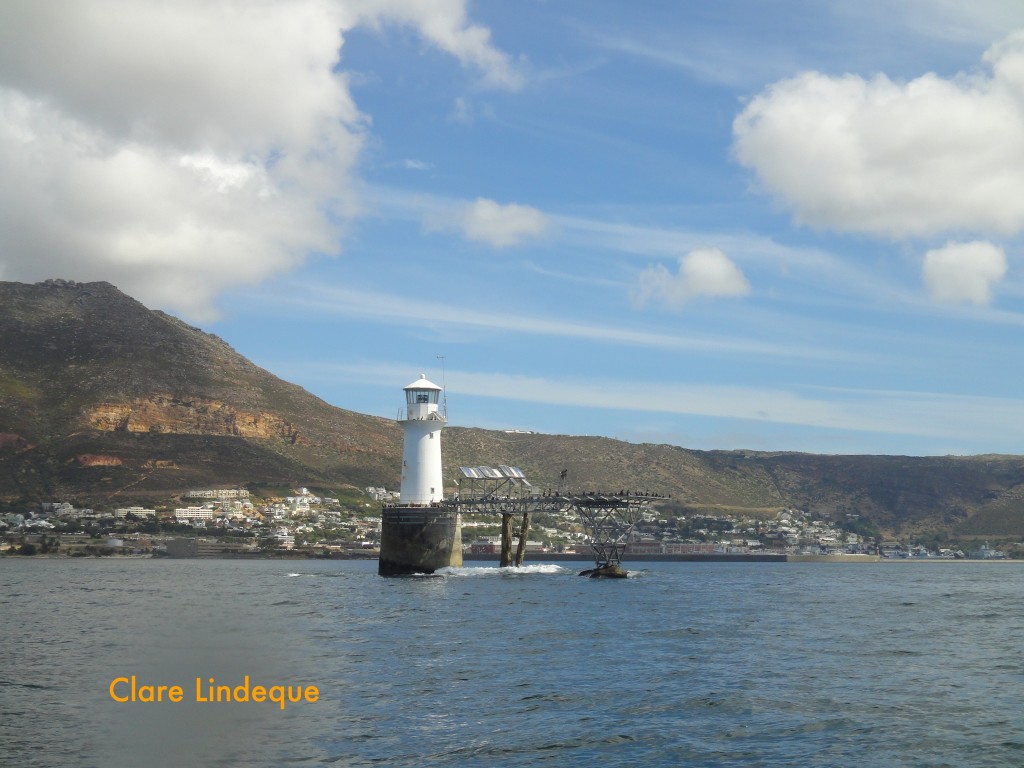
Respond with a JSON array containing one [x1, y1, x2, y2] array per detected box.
[[2, 558, 1024, 767]]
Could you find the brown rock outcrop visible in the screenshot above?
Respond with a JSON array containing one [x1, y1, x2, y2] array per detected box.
[[0, 433, 29, 451], [86, 394, 300, 442], [74, 454, 123, 467]]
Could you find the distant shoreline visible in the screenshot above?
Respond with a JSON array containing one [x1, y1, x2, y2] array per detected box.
[[5, 551, 1020, 563]]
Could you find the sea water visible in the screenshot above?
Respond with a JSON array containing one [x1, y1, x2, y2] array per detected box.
[[2, 558, 1022, 767]]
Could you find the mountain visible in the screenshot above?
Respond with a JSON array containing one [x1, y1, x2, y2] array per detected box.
[[0, 279, 402, 499], [442, 431, 1024, 537], [2, 279, 1023, 536]]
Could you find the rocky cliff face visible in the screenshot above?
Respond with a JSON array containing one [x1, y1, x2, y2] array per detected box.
[[86, 395, 301, 442]]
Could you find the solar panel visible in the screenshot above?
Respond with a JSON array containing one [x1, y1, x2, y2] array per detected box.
[[461, 465, 527, 481]]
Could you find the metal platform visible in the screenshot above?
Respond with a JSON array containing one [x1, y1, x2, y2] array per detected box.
[[446, 466, 668, 569]]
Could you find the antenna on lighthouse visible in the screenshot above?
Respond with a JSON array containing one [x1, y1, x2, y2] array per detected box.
[[437, 354, 447, 420]]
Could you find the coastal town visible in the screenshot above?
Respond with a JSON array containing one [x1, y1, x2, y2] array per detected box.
[[0, 485, 1015, 560]]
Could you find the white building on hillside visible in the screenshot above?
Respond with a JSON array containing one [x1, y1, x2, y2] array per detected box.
[[115, 507, 156, 518], [174, 506, 214, 521]]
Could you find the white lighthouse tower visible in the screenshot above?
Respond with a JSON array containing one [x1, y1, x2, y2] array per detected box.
[[399, 374, 446, 505], [379, 374, 460, 575]]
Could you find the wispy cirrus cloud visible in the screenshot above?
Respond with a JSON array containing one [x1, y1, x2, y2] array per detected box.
[[259, 281, 867, 363], [831, 0, 1024, 46], [579, 29, 782, 88], [295, 360, 1024, 445]]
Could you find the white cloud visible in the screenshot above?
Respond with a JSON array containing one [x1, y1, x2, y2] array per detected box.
[[733, 29, 1024, 239], [632, 248, 751, 309], [345, 0, 523, 90], [459, 198, 550, 247], [0, 0, 518, 320], [922, 240, 1007, 305]]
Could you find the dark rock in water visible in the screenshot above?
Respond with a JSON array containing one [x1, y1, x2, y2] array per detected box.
[[579, 563, 629, 578]]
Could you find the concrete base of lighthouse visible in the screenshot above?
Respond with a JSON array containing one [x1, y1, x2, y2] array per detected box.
[[378, 507, 463, 576]]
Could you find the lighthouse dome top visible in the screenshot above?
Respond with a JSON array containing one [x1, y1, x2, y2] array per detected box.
[[403, 374, 443, 391]]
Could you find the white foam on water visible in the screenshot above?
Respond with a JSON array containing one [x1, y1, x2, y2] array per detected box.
[[436, 563, 572, 577]]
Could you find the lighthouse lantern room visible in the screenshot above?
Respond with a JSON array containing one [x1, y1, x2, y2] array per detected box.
[[399, 374, 446, 505]]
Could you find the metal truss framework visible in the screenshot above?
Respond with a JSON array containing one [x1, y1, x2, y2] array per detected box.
[[564, 492, 666, 568], [448, 468, 667, 567]]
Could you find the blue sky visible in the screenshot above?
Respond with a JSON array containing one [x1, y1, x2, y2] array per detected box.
[[2, 1, 1024, 455]]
